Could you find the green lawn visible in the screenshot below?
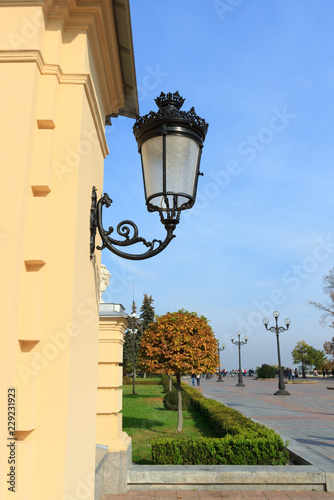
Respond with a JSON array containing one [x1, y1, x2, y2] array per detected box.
[[122, 383, 218, 464]]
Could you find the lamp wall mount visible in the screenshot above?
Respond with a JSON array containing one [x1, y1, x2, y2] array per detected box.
[[90, 186, 177, 261]]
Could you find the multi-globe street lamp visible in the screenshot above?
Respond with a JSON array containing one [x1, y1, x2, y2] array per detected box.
[[230, 332, 248, 387], [263, 311, 291, 396], [297, 346, 306, 378], [217, 341, 226, 382]]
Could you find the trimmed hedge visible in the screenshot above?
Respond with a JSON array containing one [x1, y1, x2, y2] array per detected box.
[[151, 381, 289, 465], [160, 374, 170, 392], [182, 384, 267, 437], [256, 364, 277, 379], [152, 434, 288, 465], [163, 389, 190, 411], [160, 374, 176, 393], [122, 377, 160, 386]]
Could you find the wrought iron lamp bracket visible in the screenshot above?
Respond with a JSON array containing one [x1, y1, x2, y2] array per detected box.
[[265, 325, 289, 334], [265, 325, 277, 334], [90, 187, 178, 261], [231, 337, 248, 347]]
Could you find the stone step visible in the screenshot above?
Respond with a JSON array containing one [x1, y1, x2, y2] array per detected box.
[[127, 464, 327, 492]]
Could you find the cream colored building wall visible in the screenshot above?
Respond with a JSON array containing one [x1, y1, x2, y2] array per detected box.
[[0, 1, 136, 499]]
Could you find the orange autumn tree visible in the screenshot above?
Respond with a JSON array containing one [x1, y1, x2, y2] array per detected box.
[[138, 310, 219, 432]]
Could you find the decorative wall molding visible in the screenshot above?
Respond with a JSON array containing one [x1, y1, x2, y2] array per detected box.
[[0, 0, 138, 118], [0, 49, 109, 156]]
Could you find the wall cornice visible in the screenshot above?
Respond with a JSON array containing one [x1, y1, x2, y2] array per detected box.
[[39, 0, 137, 119], [0, 0, 138, 117], [0, 49, 109, 156]]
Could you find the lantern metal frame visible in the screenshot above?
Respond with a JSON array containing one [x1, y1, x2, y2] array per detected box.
[[90, 92, 208, 260]]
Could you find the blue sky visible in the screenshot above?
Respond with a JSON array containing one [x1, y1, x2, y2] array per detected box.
[[101, 0, 334, 371]]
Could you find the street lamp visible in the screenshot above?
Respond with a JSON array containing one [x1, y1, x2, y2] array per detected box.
[[217, 341, 226, 382], [230, 332, 248, 387], [263, 311, 291, 396], [128, 312, 140, 395], [297, 346, 306, 378], [90, 91, 208, 260]]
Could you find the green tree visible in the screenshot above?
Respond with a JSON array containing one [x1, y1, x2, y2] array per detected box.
[[140, 294, 155, 331], [308, 346, 327, 370], [123, 301, 141, 385], [139, 310, 219, 432], [291, 341, 327, 371], [139, 294, 155, 378], [123, 294, 155, 378]]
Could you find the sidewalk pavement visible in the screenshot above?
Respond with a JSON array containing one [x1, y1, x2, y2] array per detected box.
[[105, 376, 334, 500], [200, 376, 334, 464]]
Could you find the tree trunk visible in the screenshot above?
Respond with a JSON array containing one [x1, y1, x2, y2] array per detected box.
[[168, 374, 172, 392], [176, 373, 183, 433]]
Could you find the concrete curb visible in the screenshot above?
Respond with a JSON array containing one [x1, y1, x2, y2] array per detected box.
[[127, 437, 334, 492]]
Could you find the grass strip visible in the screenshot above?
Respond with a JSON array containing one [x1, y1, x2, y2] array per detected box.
[[122, 383, 217, 464]]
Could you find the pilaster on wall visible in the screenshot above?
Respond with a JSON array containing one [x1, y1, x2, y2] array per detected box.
[[0, 1, 137, 499], [97, 303, 130, 452]]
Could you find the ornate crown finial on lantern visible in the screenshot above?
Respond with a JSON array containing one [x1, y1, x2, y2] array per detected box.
[[133, 91, 208, 140], [155, 91, 185, 110]]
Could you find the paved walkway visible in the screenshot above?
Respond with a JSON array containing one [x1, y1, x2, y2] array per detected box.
[[105, 376, 334, 500], [200, 376, 334, 464]]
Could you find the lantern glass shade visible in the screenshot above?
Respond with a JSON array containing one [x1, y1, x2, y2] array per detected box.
[[141, 134, 201, 211]]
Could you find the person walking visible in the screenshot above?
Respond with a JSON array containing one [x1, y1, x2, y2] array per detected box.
[[196, 374, 200, 386], [191, 373, 196, 386]]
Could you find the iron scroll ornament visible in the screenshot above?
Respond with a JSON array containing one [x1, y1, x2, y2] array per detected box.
[[265, 325, 289, 334], [90, 187, 179, 261]]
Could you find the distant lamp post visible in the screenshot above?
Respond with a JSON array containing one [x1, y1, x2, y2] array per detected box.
[[129, 312, 140, 395], [90, 91, 208, 260], [217, 341, 226, 382], [230, 332, 248, 387], [297, 346, 306, 378], [263, 311, 291, 396]]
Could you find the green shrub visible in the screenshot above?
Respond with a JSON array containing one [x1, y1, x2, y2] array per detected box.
[[152, 435, 289, 465], [256, 364, 277, 379], [122, 376, 160, 386], [160, 374, 170, 393], [163, 389, 190, 411], [135, 380, 160, 385], [154, 382, 289, 465], [160, 374, 176, 393], [182, 384, 257, 437]]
